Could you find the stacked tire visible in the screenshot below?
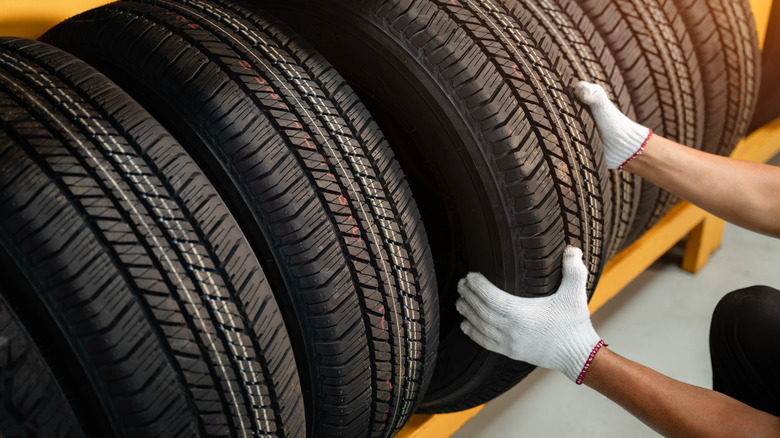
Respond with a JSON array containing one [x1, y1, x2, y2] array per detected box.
[[0, 37, 303, 436], [263, 0, 760, 413], [42, 1, 441, 435], [0, 0, 761, 436]]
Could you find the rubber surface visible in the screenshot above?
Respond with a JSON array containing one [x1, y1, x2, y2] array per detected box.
[[672, 0, 757, 156], [0, 37, 303, 437], [44, 1, 439, 436], [638, 0, 761, 236], [576, 0, 758, 243], [0, 290, 85, 438], [265, 0, 611, 412], [574, 0, 705, 245], [508, 0, 639, 259]]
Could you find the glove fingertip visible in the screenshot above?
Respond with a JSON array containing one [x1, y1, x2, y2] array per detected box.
[[573, 79, 591, 88], [460, 320, 473, 337], [562, 246, 586, 273], [456, 276, 468, 294], [563, 245, 583, 258], [573, 81, 598, 102], [466, 272, 496, 291], [455, 297, 465, 315], [465, 271, 485, 284]]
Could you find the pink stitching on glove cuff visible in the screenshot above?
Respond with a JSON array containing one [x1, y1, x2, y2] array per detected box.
[[575, 340, 608, 385], [617, 129, 653, 171]]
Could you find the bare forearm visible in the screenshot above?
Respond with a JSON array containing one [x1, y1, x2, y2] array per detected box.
[[625, 135, 780, 238], [584, 348, 780, 438]]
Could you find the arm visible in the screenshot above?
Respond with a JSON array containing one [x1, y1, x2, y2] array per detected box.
[[457, 248, 780, 437], [574, 81, 780, 238], [585, 347, 780, 438], [625, 135, 780, 238]]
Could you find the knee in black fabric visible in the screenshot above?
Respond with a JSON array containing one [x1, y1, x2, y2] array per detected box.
[[709, 285, 780, 415], [712, 285, 780, 337]]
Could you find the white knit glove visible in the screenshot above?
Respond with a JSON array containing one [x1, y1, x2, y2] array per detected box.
[[456, 246, 605, 384], [574, 81, 653, 170]]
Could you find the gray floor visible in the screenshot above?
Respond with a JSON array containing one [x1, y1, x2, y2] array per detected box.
[[453, 221, 780, 437]]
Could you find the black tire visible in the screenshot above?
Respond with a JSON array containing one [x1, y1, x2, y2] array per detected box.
[[264, 0, 611, 412], [43, 1, 439, 436], [672, 0, 759, 156], [505, 0, 639, 259], [574, 0, 706, 246], [0, 291, 84, 438], [637, 0, 761, 236], [0, 37, 303, 437]]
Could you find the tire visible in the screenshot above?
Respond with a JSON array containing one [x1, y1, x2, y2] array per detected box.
[[504, 0, 639, 260], [43, 1, 439, 436], [574, 0, 706, 245], [638, 0, 761, 236], [672, 0, 759, 157], [264, 0, 611, 412], [0, 291, 84, 438], [0, 37, 303, 437]]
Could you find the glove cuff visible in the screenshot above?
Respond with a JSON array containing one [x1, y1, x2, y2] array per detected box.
[[616, 129, 653, 171], [575, 340, 608, 385], [554, 325, 603, 382], [604, 123, 652, 170]]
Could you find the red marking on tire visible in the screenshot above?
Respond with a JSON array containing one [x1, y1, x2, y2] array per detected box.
[[377, 305, 389, 331], [347, 215, 363, 242], [238, 61, 271, 91], [338, 193, 347, 205], [512, 63, 523, 79], [303, 135, 314, 149]]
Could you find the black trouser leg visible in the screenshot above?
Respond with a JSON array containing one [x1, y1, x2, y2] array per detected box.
[[709, 285, 780, 416]]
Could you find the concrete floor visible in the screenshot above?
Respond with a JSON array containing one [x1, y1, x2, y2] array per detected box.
[[452, 220, 780, 437]]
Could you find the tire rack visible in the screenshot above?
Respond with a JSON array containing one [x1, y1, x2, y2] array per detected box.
[[1, 0, 777, 436]]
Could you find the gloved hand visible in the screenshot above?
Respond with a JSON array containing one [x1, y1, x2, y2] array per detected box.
[[456, 246, 606, 384], [574, 81, 653, 170]]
